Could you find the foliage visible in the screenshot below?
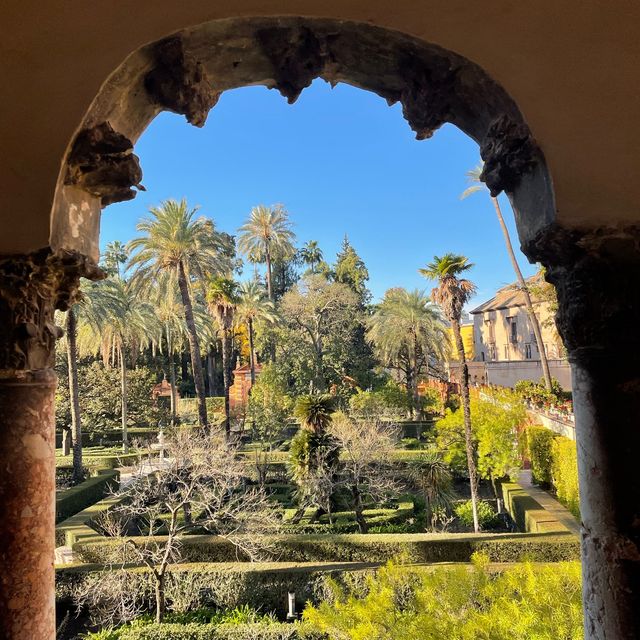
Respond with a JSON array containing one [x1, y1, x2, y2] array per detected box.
[[56, 362, 163, 432], [551, 437, 580, 518], [406, 451, 455, 529], [348, 380, 411, 420], [267, 275, 363, 394], [515, 378, 569, 409], [527, 426, 555, 487], [303, 556, 583, 640], [435, 391, 524, 484], [367, 288, 447, 416], [56, 470, 119, 524], [80, 430, 279, 624], [75, 532, 580, 566], [454, 499, 499, 530], [333, 236, 371, 304]]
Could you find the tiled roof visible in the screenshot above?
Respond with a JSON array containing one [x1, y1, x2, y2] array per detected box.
[[470, 274, 543, 314]]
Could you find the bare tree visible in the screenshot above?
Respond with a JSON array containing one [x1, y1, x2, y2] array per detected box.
[[329, 414, 401, 533], [79, 429, 279, 624]]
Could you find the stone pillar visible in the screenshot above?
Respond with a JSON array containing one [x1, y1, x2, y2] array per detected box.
[[532, 226, 640, 640], [0, 249, 96, 639]]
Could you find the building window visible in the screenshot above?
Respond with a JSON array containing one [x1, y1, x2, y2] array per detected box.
[[509, 318, 518, 343], [504, 344, 509, 359], [525, 343, 532, 359], [488, 343, 497, 361], [481, 351, 485, 361]]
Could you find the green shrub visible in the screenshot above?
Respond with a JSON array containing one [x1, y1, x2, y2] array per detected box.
[[56, 470, 119, 523], [551, 437, 580, 518], [454, 499, 500, 530], [74, 531, 580, 566], [500, 482, 571, 534], [304, 556, 583, 639], [527, 426, 555, 487]]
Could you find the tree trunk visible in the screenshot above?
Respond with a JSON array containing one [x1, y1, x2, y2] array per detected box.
[[248, 318, 256, 386], [119, 345, 129, 454], [353, 487, 368, 533], [154, 573, 165, 623], [265, 249, 273, 301], [177, 260, 208, 427], [65, 309, 83, 482], [181, 351, 189, 381], [222, 332, 231, 439], [492, 196, 553, 391], [452, 318, 480, 533], [169, 355, 178, 425], [207, 350, 216, 396]]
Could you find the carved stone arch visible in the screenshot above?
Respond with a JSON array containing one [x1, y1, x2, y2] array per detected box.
[[50, 17, 556, 264]]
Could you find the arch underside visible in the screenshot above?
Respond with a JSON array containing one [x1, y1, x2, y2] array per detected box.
[[51, 16, 555, 265]]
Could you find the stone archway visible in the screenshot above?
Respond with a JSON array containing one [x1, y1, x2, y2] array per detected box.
[[0, 16, 637, 640]]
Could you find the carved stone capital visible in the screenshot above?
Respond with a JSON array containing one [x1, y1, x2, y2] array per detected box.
[[0, 249, 102, 371], [480, 114, 539, 197], [526, 224, 640, 367], [65, 122, 144, 206], [145, 37, 220, 127]]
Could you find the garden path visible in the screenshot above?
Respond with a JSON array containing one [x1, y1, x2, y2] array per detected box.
[[517, 470, 581, 535]]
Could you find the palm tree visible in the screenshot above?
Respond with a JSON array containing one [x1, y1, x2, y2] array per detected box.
[[237, 204, 296, 300], [299, 240, 323, 274], [103, 240, 128, 279], [128, 199, 233, 428], [206, 276, 238, 438], [290, 394, 338, 523], [419, 254, 480, 533], [367, 288, 448, 418], [78, 278, 157, 452], [236, 280, 278, 385], [461, 164, 552, 391], [294, 394, 335, 436]]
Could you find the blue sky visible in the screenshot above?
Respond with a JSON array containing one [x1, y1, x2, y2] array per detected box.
[[103, 79, 537, 306]]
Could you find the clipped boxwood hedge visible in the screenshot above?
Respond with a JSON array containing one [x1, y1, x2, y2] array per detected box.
[[56, 491, 128, 547], [74, 531, 579, 565], [56, 469, 120, 524], [499, 482, 568, 534], [114, 622, 323, 640], [56, 561, 374, 615]]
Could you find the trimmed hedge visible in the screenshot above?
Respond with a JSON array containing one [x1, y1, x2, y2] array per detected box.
[[112, 622, 322, 640], [74, 531, 580, 565], [178, 397, 225, 417], [551, 437, 580, 518], [56, 469, 120, 524], [527, 427, 580, 518], [56, 561, 374, 616], [500, 482, 570, 534], [56, 448, 162, 470], [527, 426, 555, 487], [56, 492, 128, 547]]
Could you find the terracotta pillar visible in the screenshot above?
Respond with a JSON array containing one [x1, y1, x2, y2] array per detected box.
[[537, 227, 640, 640], [0, 249, 96, 639]]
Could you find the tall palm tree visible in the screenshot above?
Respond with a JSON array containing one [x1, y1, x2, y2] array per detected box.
[[103, 240, 128, 279], [299, 240, 323, 274], [461, 164, 552, 390], [128, 199, 233, 428], [78, 278, 157, 452], [367, 288, 448, 418], [419, 254, 480, 533], [294, 394, 335, 436], [206, 276, 238, 438], [236, 280, 278, 385], [237, 204, 296, 300]]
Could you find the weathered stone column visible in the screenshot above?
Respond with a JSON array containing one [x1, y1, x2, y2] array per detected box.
[[0, 249, 95, 639], [531, 226, 640, 640]]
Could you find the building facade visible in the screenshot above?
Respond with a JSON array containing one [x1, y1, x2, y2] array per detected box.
[[466, 276, 571, 389]]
